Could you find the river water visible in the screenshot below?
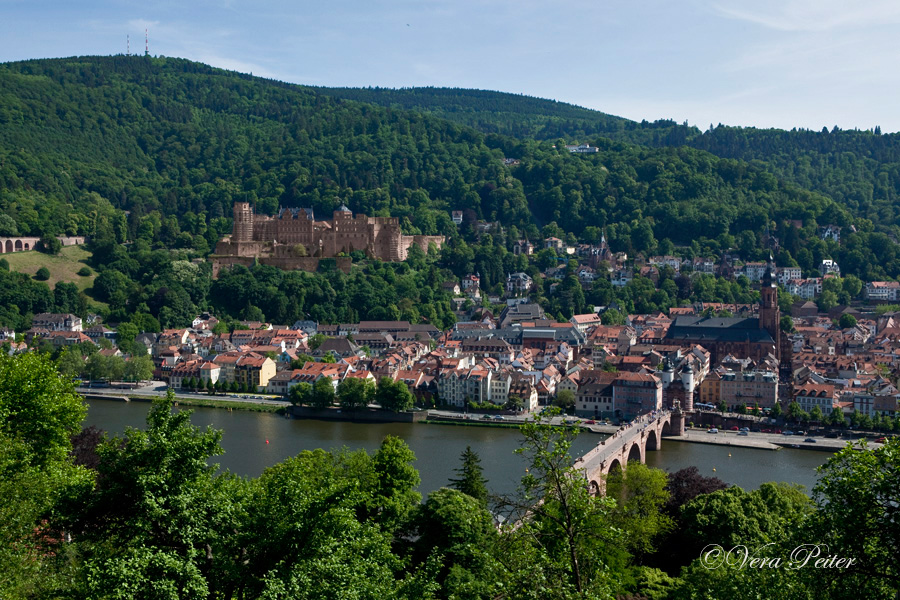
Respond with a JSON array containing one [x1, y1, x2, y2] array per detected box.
[[84, 400, 832, 497]]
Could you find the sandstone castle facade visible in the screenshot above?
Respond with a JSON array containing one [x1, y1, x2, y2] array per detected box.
[[211, 203, 444, 276]]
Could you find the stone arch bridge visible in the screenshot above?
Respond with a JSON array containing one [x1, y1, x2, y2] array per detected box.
[[576, 409, 685, 495]]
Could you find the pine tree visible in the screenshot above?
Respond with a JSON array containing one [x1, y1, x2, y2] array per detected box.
[[448, 446, 489, 506]]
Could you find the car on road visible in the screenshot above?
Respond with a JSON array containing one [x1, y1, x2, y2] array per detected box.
[[708, 428, 719, 434], [774, 429, 782, 434], [481, 414, 492, 420], [584, 420, 596, 424], [804, 438, 816, 443], [738, 431, 749, 436], [875, 437, 887, 443], [494, 415, 505, 421], [751, 427, 761, 432], [783, 431, 794, 436], [729, 426, 739, 431], [739, 427, 750, 432]]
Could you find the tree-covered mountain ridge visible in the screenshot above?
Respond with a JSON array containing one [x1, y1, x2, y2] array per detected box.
[[0, 54, 854, 248], [316, 84, 900, 232]]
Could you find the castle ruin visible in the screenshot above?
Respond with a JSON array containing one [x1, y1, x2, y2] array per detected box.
[[211, 203, 444, 277]]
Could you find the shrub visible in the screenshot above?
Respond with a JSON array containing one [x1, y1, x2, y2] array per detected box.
[[77, 266, 92, 277], [39, 235, 62, 255], [35, 266, 50, 281]]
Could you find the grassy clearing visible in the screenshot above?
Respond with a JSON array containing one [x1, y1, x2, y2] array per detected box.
[[3, 245, 95, 292]]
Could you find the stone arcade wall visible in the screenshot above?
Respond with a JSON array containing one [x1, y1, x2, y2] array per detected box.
[[0, 236, 85, 254]]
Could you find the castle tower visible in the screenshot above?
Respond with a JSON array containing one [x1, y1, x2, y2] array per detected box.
[[661, 359, 674, 387], [679, 363, 695, 411], [759, 258, 780, 359], [233, 202, 254, 243]]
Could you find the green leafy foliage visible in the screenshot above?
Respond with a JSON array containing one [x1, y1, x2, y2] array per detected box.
[[447, 446, 489, 506]]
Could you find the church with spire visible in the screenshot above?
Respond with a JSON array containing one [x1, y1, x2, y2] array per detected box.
[[665, 259, 784, 366]]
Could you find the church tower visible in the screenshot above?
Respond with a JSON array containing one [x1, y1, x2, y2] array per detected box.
[[759, 259, 780, 359]]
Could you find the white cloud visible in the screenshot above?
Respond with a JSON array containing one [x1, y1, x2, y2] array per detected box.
[[713, 0, 900, 32]]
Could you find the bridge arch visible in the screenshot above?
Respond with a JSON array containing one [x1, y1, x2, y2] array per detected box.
[[14, 239, 22, 251], [627, 441, 643, 464], [607, 458, 623, 475], [588, 480, 601, 496], [646, 429, 660, 451]]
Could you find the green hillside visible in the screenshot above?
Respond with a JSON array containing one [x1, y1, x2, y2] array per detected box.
[[2, 55, 900, 332], [2, 245, 94, 292], [313, 86, 694, 145], [0, 56, 845, 245], [316, 86, 900, 231]]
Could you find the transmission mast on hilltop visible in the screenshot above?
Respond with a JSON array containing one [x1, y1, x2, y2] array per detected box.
[[126, 35, 130, 56], [145, 29, 149, 56]]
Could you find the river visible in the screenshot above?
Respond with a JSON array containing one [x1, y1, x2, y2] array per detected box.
[[84, 400, 833, 497]]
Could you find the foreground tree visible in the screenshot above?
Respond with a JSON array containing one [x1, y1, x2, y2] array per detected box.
[[66, 391, 229, 598], [799, 438, 900, 598], [0, 353, 89, 598], [448, 446, 489, 506], [413, 488, 500, 598], [497, 416, 619, 599], [605, 462, 673, 561]]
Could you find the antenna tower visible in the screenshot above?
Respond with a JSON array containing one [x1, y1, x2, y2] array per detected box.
[[127, 35, 130, 56], [145, 29, 149, 56]]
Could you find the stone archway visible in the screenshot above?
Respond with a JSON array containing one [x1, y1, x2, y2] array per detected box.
[[661, 421, 671, 437], [607, 458, 623, 475], [23, 242, 30, 250], [627, 442, 643, 464], [646, 429, 660, 451], [588, 480, 601, 496], [14, 239, 22, 251]]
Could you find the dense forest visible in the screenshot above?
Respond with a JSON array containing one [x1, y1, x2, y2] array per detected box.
[[4, 55, 900, 331], [316, 86, 900, 233], [1, 352, 897, 599]]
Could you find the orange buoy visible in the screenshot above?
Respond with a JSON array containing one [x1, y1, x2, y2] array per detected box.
[[265, 439, 269, 444]]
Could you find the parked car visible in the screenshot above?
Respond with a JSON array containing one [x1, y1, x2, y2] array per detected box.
[[481, 414, 492, 420], [804, 438, 817, 443], [494, 415, 505, 421], [708, 428, 719, 434], [738, 431, 749, 436], [875, 437, 887, 443], [739, 427, 750, 432], [774, 429, 782, 434], [584, 420, 596, 424], [783, 431, 794, 436], [729, 426, 739, 431]]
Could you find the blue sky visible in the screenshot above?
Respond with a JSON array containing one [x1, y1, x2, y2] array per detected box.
[[3, 0, 899, 132]]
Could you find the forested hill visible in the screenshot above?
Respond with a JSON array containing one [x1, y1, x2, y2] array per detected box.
[[315, 86, 900, 230], [0, 55, 850, 247], [314, 85, 696, 146]]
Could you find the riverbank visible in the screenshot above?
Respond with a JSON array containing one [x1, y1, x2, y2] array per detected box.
[[81, 393, 288, 414], [422, 418, 522, 429], [666, 433, 781, 451]]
